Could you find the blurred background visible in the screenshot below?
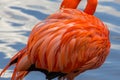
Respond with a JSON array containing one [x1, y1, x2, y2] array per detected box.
[[0, 0, 120, 80]]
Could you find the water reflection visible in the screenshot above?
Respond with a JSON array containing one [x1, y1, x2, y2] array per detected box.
[[100, 2, 120, 11], [10, 6, 48, 20], [96, 12, 120, 26], [0, 52, 9, 68], [0, 0, 120, 80]]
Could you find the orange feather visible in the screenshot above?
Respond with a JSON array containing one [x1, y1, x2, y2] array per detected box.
[[0, 0, 110, 80]]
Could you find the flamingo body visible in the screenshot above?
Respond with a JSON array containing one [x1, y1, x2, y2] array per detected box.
[[0, 0, 110, 80], [28, 8, 110, 73]]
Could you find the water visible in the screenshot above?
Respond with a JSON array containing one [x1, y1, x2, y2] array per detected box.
[[0, 0, 120, 80]]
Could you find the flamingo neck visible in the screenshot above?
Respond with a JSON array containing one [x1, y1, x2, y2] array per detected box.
[[84, 0, 98, 15], [60, 0, 98, 15], [60, 0, 81, 9]]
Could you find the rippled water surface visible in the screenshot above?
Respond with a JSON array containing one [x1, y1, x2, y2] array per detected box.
[[0, 0, 120, 80]]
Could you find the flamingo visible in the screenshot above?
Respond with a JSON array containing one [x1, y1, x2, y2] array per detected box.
[[0, 0, 110, 80]]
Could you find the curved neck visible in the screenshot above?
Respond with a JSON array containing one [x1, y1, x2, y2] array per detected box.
[[60, 0, 81, 9], [84, 0, 98, 15], [60, 0, 98, 15]]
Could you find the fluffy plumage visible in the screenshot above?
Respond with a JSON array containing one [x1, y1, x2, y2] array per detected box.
[[0, 0, 110, 80]]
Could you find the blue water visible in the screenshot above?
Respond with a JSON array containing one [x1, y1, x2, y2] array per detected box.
[[0, 0, 120, 80]]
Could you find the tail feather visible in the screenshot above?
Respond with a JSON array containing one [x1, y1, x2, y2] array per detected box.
[[0, 48, 26, 76], [0, 63, 12, 76], [11, 70, 28, 80], [16, 71, 28, 79]]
